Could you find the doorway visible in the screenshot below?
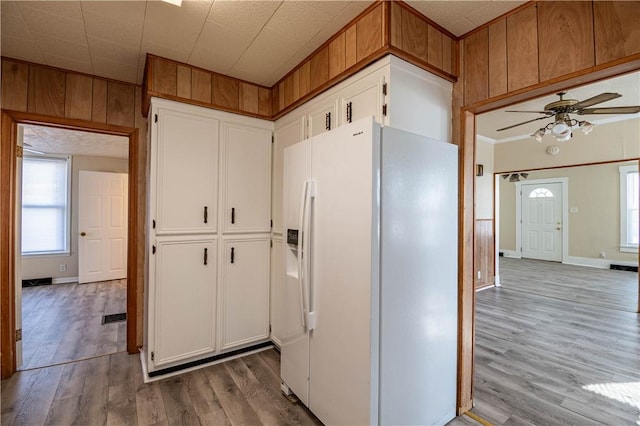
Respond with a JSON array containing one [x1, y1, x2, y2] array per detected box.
[[1, 110, 140, 378], [17, 124, 130, 370]]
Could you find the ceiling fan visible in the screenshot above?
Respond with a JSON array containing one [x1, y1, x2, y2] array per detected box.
[[497, 92, 640, 142]]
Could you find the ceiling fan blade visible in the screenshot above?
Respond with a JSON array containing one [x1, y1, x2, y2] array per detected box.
[[496, 115, 549, 132], [577, 106, 640, 115], [571, 92, 621, 109], [505, 110, 552, 114]]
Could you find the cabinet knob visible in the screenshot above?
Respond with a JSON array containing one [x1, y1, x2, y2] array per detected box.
[[346, 102, 353, 123], [204, 206, 208, 224], [230, 247, 235, 264], [80, 232, 86, 236], [231, 207, 235, 224]]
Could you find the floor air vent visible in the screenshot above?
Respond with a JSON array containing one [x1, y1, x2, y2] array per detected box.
[[102, 313, 127, 324], [610, 264, 638, 272], [22, 277, 52, 287]]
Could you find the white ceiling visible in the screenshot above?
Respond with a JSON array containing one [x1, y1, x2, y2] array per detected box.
[[477, 72, 640, 143], [1, 0, 522, 87], [22, 125, 129, 159], [407, 0, 525, 37]]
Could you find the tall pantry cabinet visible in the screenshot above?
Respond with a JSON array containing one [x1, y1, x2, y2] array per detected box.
[[144, 98, 273, 374]]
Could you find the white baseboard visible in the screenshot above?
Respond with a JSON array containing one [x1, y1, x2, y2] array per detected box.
[[563, 256, 638, 269], [52, 276, 78, 284], [501, 250, 521, 259]]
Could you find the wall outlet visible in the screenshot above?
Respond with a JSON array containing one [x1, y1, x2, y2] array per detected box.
[[59, 264, 67, 272], [599, 252, 606, 259]]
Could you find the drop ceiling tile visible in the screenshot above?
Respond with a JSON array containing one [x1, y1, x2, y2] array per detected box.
[[1, 1, 22, 18], [43, 54, 93, 75], [18, 4, 87, 45], [406, 1, 480, 36], [304, 1, 349, 16], [88, 36, 140, 67], [206, 0, 276, 40], [140, 38, 190, 63], [265, 1, 331, 42], [466, 1, 526, 27], [231, 27, 306, 83], [33, 34, 91, 63], [189, 21, 253, 74], [92, 56, 138, 83], [1, 12, 33, 39], [141, 0, 213, 54], [1, 35, 45, 63], [79, 0, 146, 27], [82, 10, 144, 48], [19, 1, 83, 21]]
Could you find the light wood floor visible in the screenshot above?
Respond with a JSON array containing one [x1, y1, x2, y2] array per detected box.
[[20, 280, 127, 370], [470, 286, 640, 425], [4, 266, 638, 425], [499, 257, 639, 312]]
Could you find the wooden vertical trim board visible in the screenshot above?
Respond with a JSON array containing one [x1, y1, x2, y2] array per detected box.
[[457, 110, 476, 413], [176, 65, 192, 99], [192, 69, 212, 104], [91, 79, 108, 123], [64, 74, 93, 121], [0, 111, 17, 379], [488, 20, 507, 98], [127, 128, 139, 355]]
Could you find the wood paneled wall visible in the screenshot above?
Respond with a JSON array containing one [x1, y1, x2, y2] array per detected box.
[[1, 57, 146, 359], [143, 55, 272, 119], [2, 59, 137, 128], [461, 1, 640, 107], [474, 219, 494, 290], [268, 1, 459, 119]]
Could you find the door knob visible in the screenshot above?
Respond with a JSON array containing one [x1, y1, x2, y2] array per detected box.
[[80, 232, 86, 236]]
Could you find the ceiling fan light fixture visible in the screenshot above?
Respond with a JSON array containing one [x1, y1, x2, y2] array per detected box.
[[530, 128, 546, 143], [554, 130, 572, 142], [580, 121, 594, 135], [161, 0, 182, 6]]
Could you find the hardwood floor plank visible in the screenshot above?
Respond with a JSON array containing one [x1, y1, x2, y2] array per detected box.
[[158, 375, 197, 422], [183, 370, 223, 416], [11, 364, 64, 426], [44, 395, 82, 425], [107, 381, 138, 426], [136, 382, 167, 425], [203, 364, 261, 425]]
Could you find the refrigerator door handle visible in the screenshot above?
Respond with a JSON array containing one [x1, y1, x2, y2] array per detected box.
[[297, 180, 309, 329], [303, 180, 316, 331]]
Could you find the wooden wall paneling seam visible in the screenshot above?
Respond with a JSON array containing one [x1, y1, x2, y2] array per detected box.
[[506, 4, 539, 92], [463, 28, 489, 106], [192, 69, 212, 104], [176, 65, 192, 99], [488, 20, 508, 98], [1, 60, 28, 112], [64, 74, 93, 121], [390, 1, 403, 48], [459, 1, 536, 40]]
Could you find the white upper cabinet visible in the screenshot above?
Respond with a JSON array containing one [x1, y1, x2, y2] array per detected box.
[[152, 105, 219, 235], [308, 99, 339, 137], [340, 71, 387, 126], [221, 123, 272, 234]]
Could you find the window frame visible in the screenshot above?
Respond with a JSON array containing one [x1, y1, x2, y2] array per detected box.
[[619, 164, 639, 253], [21, 154, 72, 257]]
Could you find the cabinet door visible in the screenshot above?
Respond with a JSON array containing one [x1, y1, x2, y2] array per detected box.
[[220, 238, 270, 350], [308, 99, 339, 137], [150, 238, 216, 370], [340, 73, 385, 125], [222, 124, 272, 233], [154, 106, 219, 235]]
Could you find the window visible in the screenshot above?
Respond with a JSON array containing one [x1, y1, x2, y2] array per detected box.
[[619, 164, 639, 252], [529, 188, 554, 198], [21, 156, 71, 255]]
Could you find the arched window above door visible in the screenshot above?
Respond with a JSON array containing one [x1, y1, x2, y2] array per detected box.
[[529, 188, 554, 198]]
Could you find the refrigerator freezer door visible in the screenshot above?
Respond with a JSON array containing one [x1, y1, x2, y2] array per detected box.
[[281, 139, 312, 405], [379, 127, 458, 425], [308, 117, 380, 425]]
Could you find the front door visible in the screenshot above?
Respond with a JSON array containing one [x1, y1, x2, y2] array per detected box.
[[521, 182, 563, 261], [78, 171, 128, 283]]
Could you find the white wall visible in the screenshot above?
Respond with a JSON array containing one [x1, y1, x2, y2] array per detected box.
[[22, 155, 129, 281], [475, 138, 494, 219], [499, 161, 638, 263]]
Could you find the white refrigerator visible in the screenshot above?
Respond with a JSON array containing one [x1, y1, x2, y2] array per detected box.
[[281, 116, 458, 425]]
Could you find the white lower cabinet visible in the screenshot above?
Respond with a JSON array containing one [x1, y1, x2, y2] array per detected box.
[[149, 237, 217, 370], [219, 237, 271, 350]]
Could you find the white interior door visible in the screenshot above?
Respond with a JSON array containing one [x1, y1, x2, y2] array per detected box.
[[521, 182, 562, 261], [79, 171, 128, 283]]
